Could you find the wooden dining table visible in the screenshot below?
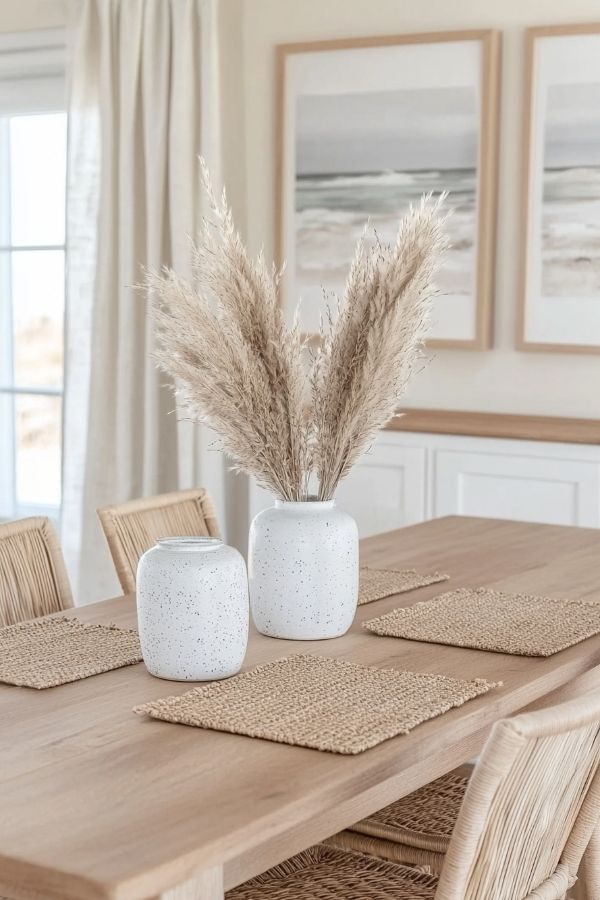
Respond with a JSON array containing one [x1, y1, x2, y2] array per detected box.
[[1, 515, 600, 900]]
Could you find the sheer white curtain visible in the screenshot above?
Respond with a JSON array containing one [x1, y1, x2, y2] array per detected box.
[[62, 0, 228, 603]]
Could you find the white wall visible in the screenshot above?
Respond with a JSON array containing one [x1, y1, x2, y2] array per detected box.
[[241, 0, 600, 419]]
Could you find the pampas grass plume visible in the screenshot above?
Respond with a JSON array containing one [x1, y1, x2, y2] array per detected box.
[[148, 162, 447, 501]]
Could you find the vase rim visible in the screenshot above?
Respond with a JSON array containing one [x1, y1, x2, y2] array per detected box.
[[275, 497, 335, 509], [156, 537, 224, 552]]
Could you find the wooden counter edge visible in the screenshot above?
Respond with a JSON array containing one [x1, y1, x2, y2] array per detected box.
[[387, 409, 600, 445]]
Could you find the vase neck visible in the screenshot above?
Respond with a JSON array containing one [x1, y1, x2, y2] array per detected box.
[[156, 537, 223, 552], [274, 499, 335, 512]]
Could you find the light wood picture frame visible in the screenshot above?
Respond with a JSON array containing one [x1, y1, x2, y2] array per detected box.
[[518, 24, 600, 354], [275, 30, 501, 350]]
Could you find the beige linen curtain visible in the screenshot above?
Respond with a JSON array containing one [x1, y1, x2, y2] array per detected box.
[[62, 0, 227, 603]]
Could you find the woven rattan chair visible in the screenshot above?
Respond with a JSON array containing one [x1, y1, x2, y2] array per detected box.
[[0, 517, 73, 627], [228, 692, 600, 900], [97, 488, 221, 594], [328, 667, 600, 886]]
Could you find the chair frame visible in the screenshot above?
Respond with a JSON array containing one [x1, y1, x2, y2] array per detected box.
[[97, 488, 220, 594]]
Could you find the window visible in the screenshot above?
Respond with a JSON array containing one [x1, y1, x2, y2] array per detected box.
[[0, 31, 66, 521]]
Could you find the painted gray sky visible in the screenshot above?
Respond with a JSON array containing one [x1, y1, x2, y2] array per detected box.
[[544, 83, 600, 168], [296, 87, 478, 174]]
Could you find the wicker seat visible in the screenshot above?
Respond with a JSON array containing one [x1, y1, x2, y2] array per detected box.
[[228, 845, 439, 899], [97, 487, 220, 594], [229, 692, 600, 899], [0, 517, 73, 627], [328, 765, 471, 870]]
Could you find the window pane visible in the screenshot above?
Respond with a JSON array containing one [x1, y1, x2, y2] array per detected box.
[[15, 393, 62, 508], [0, 250, 11, 386], [11, 249, 64, 388], [0, 392, 15, 518], [10, 113, 67, 246]]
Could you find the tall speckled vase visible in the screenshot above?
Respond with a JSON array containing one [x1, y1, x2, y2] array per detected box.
[[137, 537, 249, 681], [248, 499, 359, 640]]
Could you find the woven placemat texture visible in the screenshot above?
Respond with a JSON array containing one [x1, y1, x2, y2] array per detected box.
[[0, 616, 142, 689], [134, 654, 497, 755], [364, 588, 600, 657], [359, 567, 449, 605]]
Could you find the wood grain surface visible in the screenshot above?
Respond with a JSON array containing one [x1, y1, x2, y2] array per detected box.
[[1, 516, 599, 900]]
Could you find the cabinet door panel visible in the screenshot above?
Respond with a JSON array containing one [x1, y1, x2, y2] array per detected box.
[[249, 441, 427, 537], [434, 449, 600, 527], [335, 443, 427, 537]]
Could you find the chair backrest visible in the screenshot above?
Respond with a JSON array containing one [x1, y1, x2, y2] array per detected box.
[[0, 517, 73, 627], [435, 693, 600, 900], [97, 488, 220, 594]]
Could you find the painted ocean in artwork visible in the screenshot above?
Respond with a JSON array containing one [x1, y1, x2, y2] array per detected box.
[[541, 82, 600, 298], [295, 167, 476, 300], [293, 85, 479, 327]]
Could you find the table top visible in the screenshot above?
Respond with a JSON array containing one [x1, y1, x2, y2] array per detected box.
[[1, 516, 600, 900]]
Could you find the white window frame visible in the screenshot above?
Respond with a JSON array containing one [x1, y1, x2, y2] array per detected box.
[[0, 29, 66, 521]]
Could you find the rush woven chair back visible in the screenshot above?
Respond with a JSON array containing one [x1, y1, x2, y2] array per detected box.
[[0, 517, 73, 627], [97, 488, 221, 594], [228, 693, 600, 900], [434, 692, 600, 900]]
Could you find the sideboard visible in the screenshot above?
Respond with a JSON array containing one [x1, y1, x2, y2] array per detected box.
[[249, 411, 600, 534]]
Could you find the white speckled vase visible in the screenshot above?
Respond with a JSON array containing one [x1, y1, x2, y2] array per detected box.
[[137, 537, 249, 681], [248, 499, 358, 640]]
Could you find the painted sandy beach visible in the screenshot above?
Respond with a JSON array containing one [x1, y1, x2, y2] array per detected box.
[[542, 166, 600, 297], [292, 81, 481, 328], [540, 80, 600, 300]]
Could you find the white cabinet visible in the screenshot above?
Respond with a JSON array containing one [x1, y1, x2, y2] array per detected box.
[[249, 430, 600, 535], [248, 437, 427, 537], [434, 445, 600, 527], [334, 439, 426, 536]]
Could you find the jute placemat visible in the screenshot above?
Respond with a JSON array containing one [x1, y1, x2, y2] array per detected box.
[[359, 567, 449, 605], [134, 654, 497, 755], [364, 588, 600, 657], [0, 616, 142, 689]]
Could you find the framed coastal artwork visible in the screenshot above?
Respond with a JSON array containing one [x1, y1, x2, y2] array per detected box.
[[275, 30, 501, 349], [518, 24, 600, 353]]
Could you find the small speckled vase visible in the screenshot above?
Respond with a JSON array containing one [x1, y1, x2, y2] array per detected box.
[[248, 499, 359, 640], [137, 537, 249, 681]]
